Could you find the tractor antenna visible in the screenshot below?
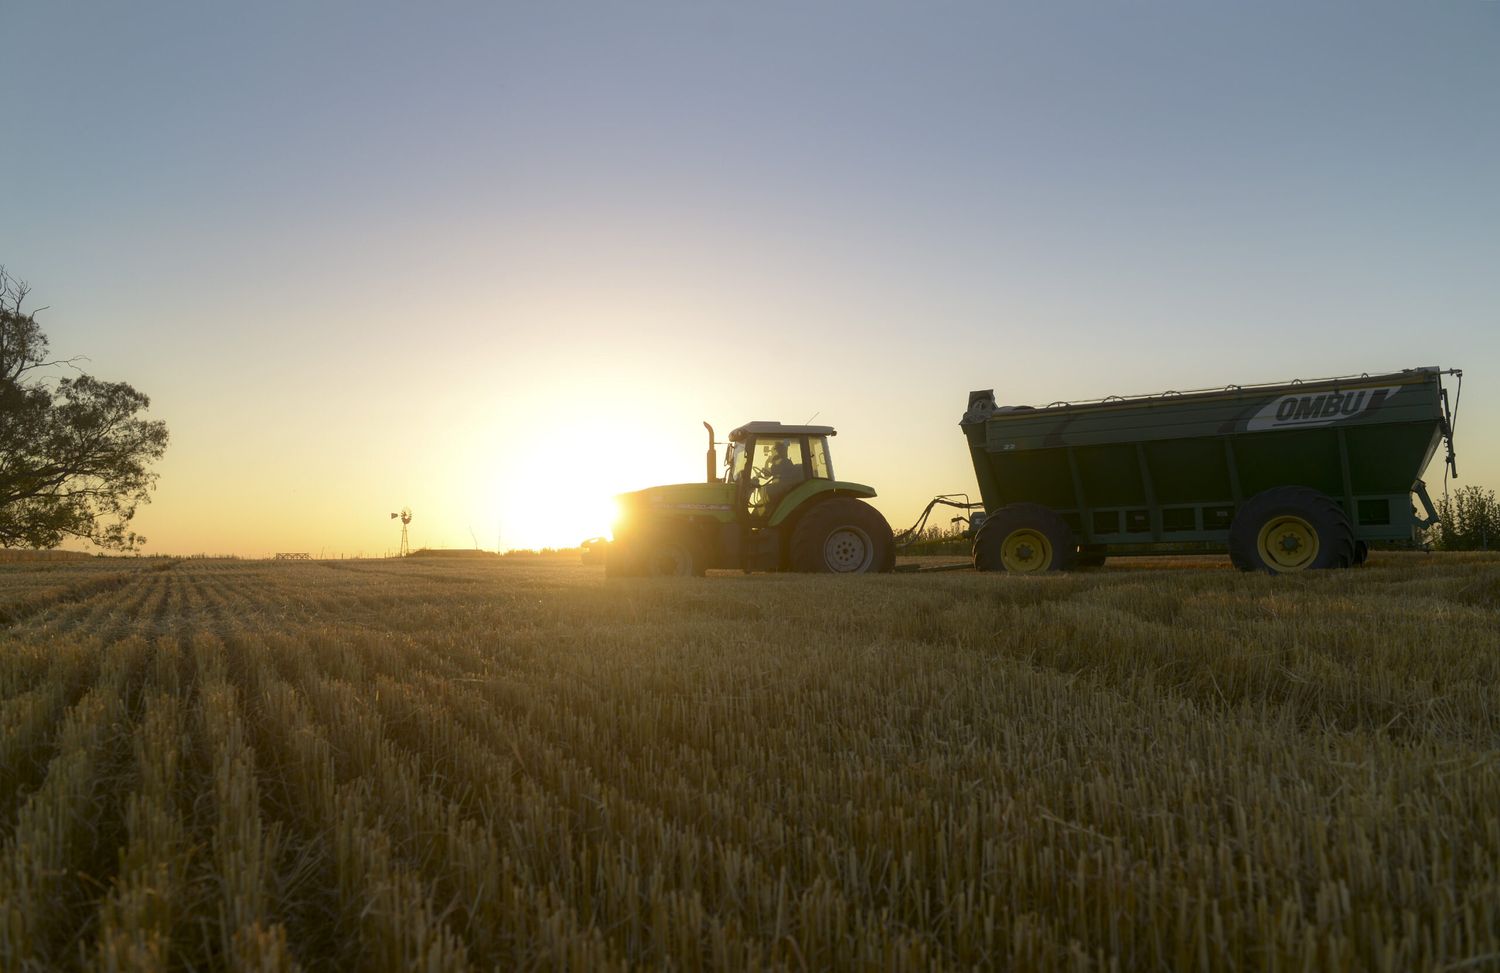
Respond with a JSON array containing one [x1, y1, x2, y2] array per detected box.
[[804, 411, 820, 424], [388, 507, 412, 556]]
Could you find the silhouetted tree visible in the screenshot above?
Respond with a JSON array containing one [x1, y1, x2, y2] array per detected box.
[[0, 268, 169, 550]]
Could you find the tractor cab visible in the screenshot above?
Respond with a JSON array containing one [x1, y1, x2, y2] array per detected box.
[[723, 421, 838, 521]]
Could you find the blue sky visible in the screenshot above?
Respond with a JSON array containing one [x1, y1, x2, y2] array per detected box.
[[3, 1, 1495, 553]]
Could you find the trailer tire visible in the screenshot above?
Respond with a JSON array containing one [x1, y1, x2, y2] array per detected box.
[[1075, 545, 1108, 569], [1228, 487, 1355, 574], [789, 497, 895, 573], [973, 504, 1077, 573]]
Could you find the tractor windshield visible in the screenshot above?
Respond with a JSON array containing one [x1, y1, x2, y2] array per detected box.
[[809, 437, 833, 479], [725, 443, 748, 483]]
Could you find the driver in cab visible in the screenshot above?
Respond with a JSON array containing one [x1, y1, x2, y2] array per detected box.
[[759, 440, 802, 511]]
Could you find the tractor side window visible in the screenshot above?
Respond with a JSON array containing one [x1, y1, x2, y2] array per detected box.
[[809, 437, 833, 479], [754, 439, 806, 481]]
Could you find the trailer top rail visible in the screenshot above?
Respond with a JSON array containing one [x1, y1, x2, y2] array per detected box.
[[965, 366, 1460, 422]]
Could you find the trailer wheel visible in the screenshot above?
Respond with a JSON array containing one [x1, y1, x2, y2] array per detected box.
[[1075, 545, 1108, 569], [789, 497, 896, 573], [1228, 487, 1355, 573], [973, 504, 1076, 573]]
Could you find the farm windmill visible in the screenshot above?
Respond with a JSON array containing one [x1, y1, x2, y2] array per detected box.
[[389, 507, 411, 557]]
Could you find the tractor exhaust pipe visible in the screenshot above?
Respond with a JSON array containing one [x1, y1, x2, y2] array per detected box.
[[703, 422, 716, 483]]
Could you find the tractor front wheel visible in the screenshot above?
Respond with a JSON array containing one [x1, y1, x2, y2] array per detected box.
[[789, 498, 896, 573], [603, 544, 639, 579], [973, 504, 1076, 573], [641, 536, 701, 577], [606, 535, 703, 578]]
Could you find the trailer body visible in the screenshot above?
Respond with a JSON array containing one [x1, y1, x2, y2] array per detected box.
[[961, 367, 1455, 565]]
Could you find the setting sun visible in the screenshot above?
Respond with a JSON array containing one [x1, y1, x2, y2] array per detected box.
[[471, 417, 709, 552]]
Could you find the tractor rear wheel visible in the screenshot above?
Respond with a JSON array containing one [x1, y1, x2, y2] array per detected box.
[[789, 498, 896, 573], [1228, 486, 1355, 573], [973, 503, 1076, 573]]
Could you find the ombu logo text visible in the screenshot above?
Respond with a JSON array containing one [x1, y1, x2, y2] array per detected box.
[[1246, 386, 1401, 432]]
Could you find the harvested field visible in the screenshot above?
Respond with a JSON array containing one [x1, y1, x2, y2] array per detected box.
[[1, 553, 1498, 971]]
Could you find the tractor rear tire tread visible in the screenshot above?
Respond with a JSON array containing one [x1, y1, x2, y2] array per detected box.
[[789, 497, 896, 574]]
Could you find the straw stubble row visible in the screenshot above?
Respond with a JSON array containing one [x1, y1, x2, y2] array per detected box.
[[0, 554, 1495, 971]]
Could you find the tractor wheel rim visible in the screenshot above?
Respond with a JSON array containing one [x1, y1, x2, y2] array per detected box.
[[824, 526, 873, 572], [1256, 515, 1319, 571], [1000, 528, 1052, 572]]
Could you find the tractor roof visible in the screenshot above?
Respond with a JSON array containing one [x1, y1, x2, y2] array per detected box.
[[728, 421, 837, 442]]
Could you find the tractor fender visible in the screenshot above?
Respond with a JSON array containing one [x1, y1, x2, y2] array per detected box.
[[767, 480, 877, 527]]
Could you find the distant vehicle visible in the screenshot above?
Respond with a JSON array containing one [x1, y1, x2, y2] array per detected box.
[[961, 366, 1462, 573], [604, 421, 895, 577], [579, 537, 607, 565]]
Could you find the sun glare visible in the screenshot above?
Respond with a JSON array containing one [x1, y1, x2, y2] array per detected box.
[[488, 442, 613, 551], [499, 480, 616, 551], [483, 423, 702, 552]]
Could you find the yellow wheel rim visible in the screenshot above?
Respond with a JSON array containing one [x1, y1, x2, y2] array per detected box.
[[1256, 515, 1319, 572], [1000, 528, 1053, 573]]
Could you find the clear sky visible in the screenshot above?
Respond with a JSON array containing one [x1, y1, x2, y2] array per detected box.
[[3, 1, 1496, 555]]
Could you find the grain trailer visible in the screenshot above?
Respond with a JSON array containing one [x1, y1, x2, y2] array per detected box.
[[960, 367, 1461, 573]]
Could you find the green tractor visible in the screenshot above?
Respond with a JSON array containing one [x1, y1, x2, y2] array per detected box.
[[606, 421, 896, 577]]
